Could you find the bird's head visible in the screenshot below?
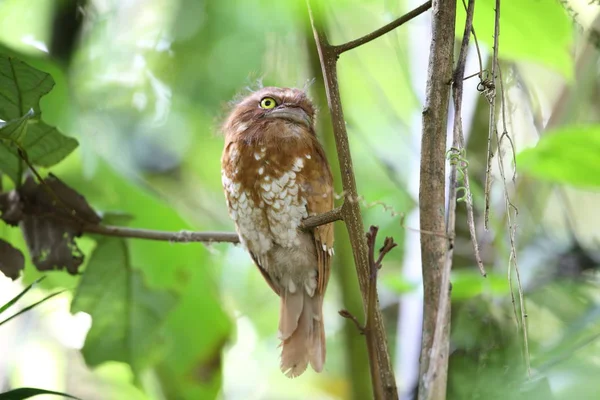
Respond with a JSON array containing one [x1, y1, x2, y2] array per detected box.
[[222, 87, 316, 142]]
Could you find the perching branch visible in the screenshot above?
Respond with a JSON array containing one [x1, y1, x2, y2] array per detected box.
[[333, 1, 432, 55], [0, 187, 343, 244], [418, 1, 456, 400], [81, 207, 343, 243]]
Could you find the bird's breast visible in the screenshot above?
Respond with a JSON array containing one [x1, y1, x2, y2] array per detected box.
[[221, 140, 316, 253]]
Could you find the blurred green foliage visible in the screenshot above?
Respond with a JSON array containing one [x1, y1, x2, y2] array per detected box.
[[518, 126, 600, 188]]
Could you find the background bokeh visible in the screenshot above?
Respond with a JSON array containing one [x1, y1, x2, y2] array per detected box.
[[0, 0, 599, 399]]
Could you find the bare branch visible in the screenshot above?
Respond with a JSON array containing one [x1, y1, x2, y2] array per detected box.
[[81, 224, 241, 243], [364, 226, 397, 400], [334, 1, 432, 55], [496, 63, 531, 377], [483, 0, 501, 230]]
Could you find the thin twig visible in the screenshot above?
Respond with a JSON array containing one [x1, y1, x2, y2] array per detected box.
[[364, 226, 397, 400], [333, 1, 432, 55], [448, 0, 486, 277], [338, 309, 365, 334], [496, 62, 531, 377], [461, 0, 484, 78], [483, 0, 501, 231]]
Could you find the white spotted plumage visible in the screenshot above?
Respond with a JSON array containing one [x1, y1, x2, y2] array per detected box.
[[221, 157, 309, 256]]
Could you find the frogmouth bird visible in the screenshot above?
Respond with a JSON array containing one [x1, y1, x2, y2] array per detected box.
[[221, 87, 334, 377]]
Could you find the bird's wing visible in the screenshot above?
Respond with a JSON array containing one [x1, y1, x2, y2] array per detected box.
[[302, 142, 335, 295]]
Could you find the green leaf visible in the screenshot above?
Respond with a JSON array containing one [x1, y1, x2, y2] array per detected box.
[[456, 0, 573, 78], [517, 126, 600, 188], [0, 141, 20, 183], [0, 56, 54, 119], [22, 121, 78, 167], [0, 388, 80, 400], [71, 238, 177, 370], [0, 276, 44, 315], [55, 161, 232, 396], [0, 108, 34, 144]]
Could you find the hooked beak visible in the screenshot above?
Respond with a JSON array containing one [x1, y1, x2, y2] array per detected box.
[[264, 106, 311, 128]]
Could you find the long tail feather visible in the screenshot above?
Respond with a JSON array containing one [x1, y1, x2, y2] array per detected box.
[[280, 291, 325, 378]]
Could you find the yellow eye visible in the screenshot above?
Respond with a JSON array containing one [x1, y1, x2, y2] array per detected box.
[[259, 97, 277, 109]]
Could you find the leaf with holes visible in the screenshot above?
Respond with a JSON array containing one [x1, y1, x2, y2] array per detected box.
[[18, 175, 101, 276], [517, 126, 600, 188], [71, 238, 177, 370]]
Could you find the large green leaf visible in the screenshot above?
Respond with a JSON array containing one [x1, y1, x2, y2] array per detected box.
[[71, 238, 177, 370], [456, 0, 573, 78], [55, 159, 232, 398], [0, 56, 54, 119], [58, 161, 210, 288], [517, 126, 600, 188]]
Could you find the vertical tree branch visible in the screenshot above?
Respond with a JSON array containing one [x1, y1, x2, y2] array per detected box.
[[418, 1, 456, 400], [306, 22, 373, 397], [307, 2, 398, 398]]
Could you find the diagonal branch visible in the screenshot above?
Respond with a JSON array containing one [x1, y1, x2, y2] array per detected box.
[[307, 1, 400, 398], [333, 1, 432, 55]]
